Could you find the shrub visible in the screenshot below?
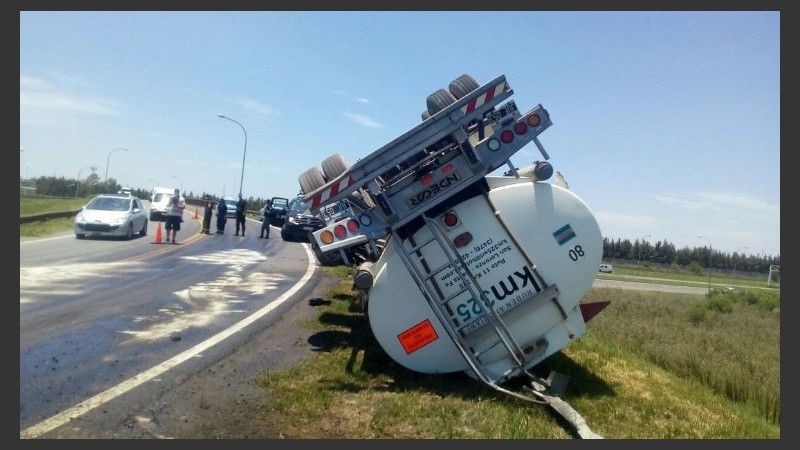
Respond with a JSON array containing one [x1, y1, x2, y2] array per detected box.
[[688, 261, 704, 276]]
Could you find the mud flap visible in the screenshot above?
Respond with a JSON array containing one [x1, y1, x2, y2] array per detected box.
[[579, 301, 610, 323]]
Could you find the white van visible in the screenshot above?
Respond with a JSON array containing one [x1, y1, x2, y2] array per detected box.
[[599, 263, 613, 273], [149, 186, 176, 221]]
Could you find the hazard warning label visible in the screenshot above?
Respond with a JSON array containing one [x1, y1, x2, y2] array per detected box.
[[397, 319, 439, 354]]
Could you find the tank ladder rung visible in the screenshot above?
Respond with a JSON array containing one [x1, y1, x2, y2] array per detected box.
[[392, 215, 534, 387]]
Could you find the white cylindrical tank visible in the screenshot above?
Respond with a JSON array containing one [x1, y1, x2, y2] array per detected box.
[[367, 178, 602, 380]]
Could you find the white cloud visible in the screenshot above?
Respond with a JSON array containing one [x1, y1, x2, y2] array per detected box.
[[355, 97, 369, 104], [343, 113, 383, 128], [234, 98, 273, 118], [20, 74, 120, 117]]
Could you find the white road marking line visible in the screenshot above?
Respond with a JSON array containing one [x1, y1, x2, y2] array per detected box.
[[20, 244, 317, 439]]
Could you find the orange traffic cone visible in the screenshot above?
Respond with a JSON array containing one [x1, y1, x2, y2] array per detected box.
[[153, 220, 163, 244]]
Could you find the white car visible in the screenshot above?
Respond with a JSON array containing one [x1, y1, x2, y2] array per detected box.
[[599, 263, 614, 273], [149, 186, 177, 221], [223, 197, 239, 219], [75, 194, 149, 240]]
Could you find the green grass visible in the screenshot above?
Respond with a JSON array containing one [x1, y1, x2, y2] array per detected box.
[[20, 197, 90, 237], [254, 266, 780, 439], [20, 196, 89, 216]]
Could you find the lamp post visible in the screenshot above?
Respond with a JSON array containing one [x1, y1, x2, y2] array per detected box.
[[218, 114, 247, 196], [637, 234, 652, 266], [75, 166, 93, 198], [104, 148, 128, 182], [171, 176, 183, 192], [698, 235, 712, 295]]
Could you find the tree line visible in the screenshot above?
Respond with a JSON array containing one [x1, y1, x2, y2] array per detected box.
[[603, 237, 779, 274], [20, 175, 281, 211]]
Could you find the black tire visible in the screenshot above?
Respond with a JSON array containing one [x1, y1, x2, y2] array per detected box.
[[125, 223, 134, 240], [75, 233, 85, 239], [311, 240, 343, 266], [421, 109, 431, 121], [140, 219, 148, 236], [448, 74, 480, 99], [321, 153, 350, 181], [426, 89, 457, 117], [298, 167, 326, 195]]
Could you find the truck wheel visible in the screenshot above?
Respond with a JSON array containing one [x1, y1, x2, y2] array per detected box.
[[299, 167, 326, 194], [421, 109, 431, 121], [426, 88, 457, 116], [448, 74, 480, 99], [321, 153, 349, 180]]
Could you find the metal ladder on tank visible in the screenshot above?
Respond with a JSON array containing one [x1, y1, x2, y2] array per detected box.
[[390, 211, 557, 398]]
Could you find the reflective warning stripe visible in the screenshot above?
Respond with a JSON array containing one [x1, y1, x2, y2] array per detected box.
[[461, 81, 509, 115], [310, 175, 355, 209]]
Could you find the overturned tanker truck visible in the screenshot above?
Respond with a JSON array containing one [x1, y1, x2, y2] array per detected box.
[[298, 73, 609, 438]]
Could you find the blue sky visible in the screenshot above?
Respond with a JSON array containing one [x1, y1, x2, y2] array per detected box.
[[19, 11, 780, 257]]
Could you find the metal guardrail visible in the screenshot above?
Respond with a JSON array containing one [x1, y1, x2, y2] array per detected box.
[[19, 199, 257, 225], [20, 209, 81, 224]]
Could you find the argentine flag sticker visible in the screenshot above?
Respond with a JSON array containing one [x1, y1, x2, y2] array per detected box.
[[553, 223, 576, 246]]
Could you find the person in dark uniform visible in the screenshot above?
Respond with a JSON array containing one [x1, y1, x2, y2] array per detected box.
[[216, 197, 227, 234], [202, 200, 214, 234], [259, 199, 272, 238], [234, 192, 247, 237]]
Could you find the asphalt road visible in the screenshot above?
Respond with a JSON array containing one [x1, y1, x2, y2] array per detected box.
[[20, 213, 325, 438], [592, 277, 708, 295]]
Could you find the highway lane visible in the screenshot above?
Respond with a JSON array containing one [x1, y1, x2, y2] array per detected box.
[[20, 214, 321, 438], [592, 278, 707, 295]]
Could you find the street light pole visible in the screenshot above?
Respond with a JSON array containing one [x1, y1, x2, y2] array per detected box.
[[104, 148, 128, 183], [218, 114, 247, 196], [637, 234, 652, 266], [171, 175, 184, 192], [698, 235, 712, 295]]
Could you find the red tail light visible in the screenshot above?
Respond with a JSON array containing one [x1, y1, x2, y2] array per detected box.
[[334, 224, 347, 239], [347, 219, 360, 232]]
